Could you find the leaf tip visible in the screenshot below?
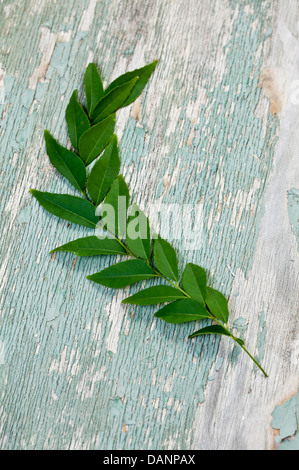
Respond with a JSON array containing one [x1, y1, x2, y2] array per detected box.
[[71, 89, 78, 98], [86, 62, 96, 70]]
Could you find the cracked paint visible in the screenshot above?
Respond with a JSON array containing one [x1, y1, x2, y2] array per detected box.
[[271, 388, 299, 450]]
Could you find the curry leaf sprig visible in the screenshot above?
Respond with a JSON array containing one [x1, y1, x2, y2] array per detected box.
[[30, 61, 268, 377]]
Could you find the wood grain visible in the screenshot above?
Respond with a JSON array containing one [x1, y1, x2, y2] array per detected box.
[[0, 0, 298, 450]]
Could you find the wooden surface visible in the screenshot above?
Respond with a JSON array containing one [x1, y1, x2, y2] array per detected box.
[[0, 0, 299, 450]]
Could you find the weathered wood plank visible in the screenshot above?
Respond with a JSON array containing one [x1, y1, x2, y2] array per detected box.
[[0, 0, 298, 450]]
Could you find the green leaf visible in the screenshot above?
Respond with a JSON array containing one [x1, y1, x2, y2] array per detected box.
[[44, 130, 86, 193], [235, 338, 245, 346], [188, 324, 231, 339], [101, 175, 130, 238], [86, 135, 120, 206], [154, 299, 211, 324], [104, 60, 158, 107], [30, 190, 98, 228], [122, 285, 186, 305], [78, 114, 115, 166], [86, 259, 156, 288], [153, 237, 179, 282], [205, 287, 230, 323], [91, 77, 139, 124], [65, 90, 90, 151], [84, 63, 104, 116], [126, 204, 151, 261], [50, 236, 127, 256], [182, 263, 207, 304]]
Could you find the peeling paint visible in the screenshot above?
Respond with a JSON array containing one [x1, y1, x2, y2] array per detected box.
[[288, 188, 299, 252], [29, 27, 57, 89], [271, 388, 299, 450], [259, 69, 283, 115]]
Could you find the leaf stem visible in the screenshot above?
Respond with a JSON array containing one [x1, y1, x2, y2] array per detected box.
[[152, 268, 191, 297], [237, 342, 268, 378], [211, 318, 268, 377]]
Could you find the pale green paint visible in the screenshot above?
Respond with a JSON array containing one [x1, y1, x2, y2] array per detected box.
[[288, 188, 299, 252], [230, 317, 248, 364], [0, 0, 280, 450], [272, 388, 299, 450]]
